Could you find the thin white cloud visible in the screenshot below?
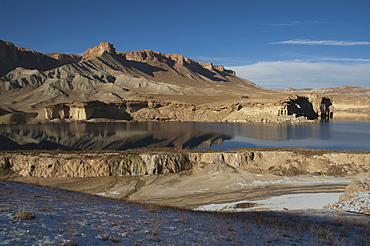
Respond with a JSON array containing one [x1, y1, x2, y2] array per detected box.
[[195, 56, 252, 66], [313, 57, 370, 62], [228, 60, 370, 89], [268, 21, 320, 27], [272, 39, 370, 46]]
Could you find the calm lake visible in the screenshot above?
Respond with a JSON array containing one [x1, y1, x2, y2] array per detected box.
[[0, 121, 369, 151]]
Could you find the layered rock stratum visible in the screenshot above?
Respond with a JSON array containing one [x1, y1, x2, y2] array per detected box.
[[0, 40, 81, 77], [0, 40, 369, 124], [2, 149, 369, 178], [2, 148, 369, 210]]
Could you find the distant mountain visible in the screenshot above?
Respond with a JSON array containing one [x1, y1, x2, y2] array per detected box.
[[275, 85, 370, 97], [0, 41, 262, 112]]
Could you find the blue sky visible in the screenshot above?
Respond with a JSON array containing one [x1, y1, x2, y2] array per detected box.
[[1, 0, 369, 89]]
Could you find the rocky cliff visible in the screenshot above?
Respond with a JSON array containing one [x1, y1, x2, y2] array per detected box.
[[0, 41, 367, 123], [0, 40, 81, 77], [46, 52, 81, 64], [1, 149, 369, 178], [40, 94, 332, 123], [0, 41, 264, 115], [82, 42, 116, 61], [119, 49, 235, 75]]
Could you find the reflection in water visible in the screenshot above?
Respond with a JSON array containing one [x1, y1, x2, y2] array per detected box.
[[0, 121, 369, 151], [0, 122, 232, 151]]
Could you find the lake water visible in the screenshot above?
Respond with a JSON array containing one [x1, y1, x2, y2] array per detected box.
[[0, 121, 369, 151]]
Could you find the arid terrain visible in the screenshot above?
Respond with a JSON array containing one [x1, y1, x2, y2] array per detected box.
[[1, 148, 369, 210], [1, 40, 370, 124], [2, 179, 369, 245], [1, 149, 370, 245], [1, 40, 370, 245]]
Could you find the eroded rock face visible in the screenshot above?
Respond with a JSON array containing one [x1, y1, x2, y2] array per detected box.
[[46, 53, 81, 64], [1, 149, 369, 178], [0, 152, 194, 177], [119, 49, 235, 75], [0, 40, 81, 77], [82, 42, 116, 61], [44, 100, 145, 121], [42, 94, 334, 123]]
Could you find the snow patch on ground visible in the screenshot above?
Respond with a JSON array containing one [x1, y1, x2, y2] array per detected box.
[[187, 188, 209, 193], [1, 180, 369, 245], [238, 175, 356, 188], [195, 193, 343, 212]]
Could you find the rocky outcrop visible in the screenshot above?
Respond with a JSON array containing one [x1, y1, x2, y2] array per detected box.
[[1, 41, 366, 122], [1, 149, 369, 178], [45, 101, 134, 121], [82, 42, 116, 61], [324, 179, 370, 214], [120, 49, 235, 75], [46, 53, 81, 64], [275, 86, 370, 121], [0, 40, 80, 77], [0, 41, 261, 115], [41, 94, 333, 123], [0, 151, 193, 177], [339, 179, 370, 202], [224, 95, 333, 123], [284, 95, 334, 120]]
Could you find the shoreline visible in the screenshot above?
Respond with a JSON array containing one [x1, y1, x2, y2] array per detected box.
[[1, 147, 369, 211]]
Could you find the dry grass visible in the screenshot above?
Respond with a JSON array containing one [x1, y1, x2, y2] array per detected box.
[[1, 180, 369, 245], [13, 211, 35, 220]]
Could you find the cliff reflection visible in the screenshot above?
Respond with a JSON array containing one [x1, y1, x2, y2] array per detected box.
[[0, 122, 233, 151], [0, 122, 330, 151]]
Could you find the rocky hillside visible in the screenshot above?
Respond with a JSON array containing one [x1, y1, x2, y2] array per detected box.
[[0, 41, 368, 123], [0, 40, 81, 77], [0, 41, 262, 112]]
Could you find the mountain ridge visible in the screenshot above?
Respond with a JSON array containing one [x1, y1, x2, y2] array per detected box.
[[0, 41, 369, 124], [0, 41, 263, 113], [0, 40, 82, 77]]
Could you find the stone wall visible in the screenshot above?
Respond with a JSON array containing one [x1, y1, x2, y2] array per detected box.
[[1, 149, 369, 178]]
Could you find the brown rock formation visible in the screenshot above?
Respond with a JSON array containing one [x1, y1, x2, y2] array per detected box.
[[46, 53, 81, 64], [82, 42, 116, 61], [120, 49, 235, 75], [1, 149, 369, 178], [41, 94, 335, 123], [0, 40, 81, 77], [0, 41, 265, 118], [0, 41, 368, 123]]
